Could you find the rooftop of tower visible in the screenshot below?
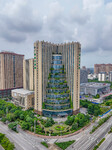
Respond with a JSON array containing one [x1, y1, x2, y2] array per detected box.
[[34, 40, 81, 46]]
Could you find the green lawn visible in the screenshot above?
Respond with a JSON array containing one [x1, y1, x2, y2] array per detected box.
[[45, 124, 69, 133], [41, 142, 48, 148], [55, 140, 75, 150]]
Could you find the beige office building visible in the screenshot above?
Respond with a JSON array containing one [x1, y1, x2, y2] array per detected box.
[[0, 51, 24, 97], [23, 58, 34, 91], [12, 89, 34, 110], [34, 41, 81, 116]]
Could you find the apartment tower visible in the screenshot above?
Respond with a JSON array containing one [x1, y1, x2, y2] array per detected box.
[[23, 58, 34, 91], [0, 51, 24, 97], [34, 41, 81, 117]]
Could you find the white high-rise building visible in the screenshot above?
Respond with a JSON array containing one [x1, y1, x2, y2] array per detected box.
[[98, 72, 106, 81]]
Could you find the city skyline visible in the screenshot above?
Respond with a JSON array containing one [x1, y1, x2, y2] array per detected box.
[[0, 0, 112, 67]]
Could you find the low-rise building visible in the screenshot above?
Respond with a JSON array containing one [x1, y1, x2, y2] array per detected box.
[[88, 74, 97, 80], [80, 82, 110, 96], [11, 88, 34, 110]]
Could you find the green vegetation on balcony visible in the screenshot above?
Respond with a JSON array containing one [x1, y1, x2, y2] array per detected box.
[[50, 68, 54, 70]]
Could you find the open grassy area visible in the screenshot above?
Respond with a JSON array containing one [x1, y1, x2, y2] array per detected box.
[[44, 123, 69, 133], [55, 140, 75, 150]]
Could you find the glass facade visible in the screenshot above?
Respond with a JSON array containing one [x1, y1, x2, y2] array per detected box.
[[43, 54, 72, 117]]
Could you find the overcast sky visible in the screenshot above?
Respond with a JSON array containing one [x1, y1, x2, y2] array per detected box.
[[0, 0, 112, 68]]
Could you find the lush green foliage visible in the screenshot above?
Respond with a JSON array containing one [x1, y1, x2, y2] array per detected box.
[[44, 118, 55, 127], [55, 140, 75, 150], [41, 142, 48, 148], [55, 125, 65, 131], [93, 138, 105, 150], [80, 100, 101, 116], [8, 122, 17, 132], [65, 113, 90, 130], [94, 94, 100, 99], [0, 133, 15, 150]]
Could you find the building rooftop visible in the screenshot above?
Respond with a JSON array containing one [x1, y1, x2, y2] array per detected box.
[[12, 88, 34, 95], [80, 82, 110, 89], [0, 51, 24, 56]]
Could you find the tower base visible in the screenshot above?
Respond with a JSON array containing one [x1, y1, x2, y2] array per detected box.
[[34, 110, 43, 115], [73, 109, 80, 115]]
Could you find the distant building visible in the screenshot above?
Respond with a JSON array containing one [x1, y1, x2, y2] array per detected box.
[[98, 72, 106, 81], [23, 58, 34, 91], [80, 69, 88, 83], [82, 66, 86, 70], [80, 82, 110, 96], [109, 71, 112, 82], [88, 74, 97, 80], [12, 89, 34, 110], [94, 64, 112, 74], [0, 51, 24, 98]]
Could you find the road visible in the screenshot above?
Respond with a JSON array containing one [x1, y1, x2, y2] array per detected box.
[[65, 117, 112, 150], [98, 133, 112, 150], [0, 122, 48, 150]]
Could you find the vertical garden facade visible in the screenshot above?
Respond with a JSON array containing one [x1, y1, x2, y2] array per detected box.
[[43, 54, 72, 117], [34, 41, 81, 117]]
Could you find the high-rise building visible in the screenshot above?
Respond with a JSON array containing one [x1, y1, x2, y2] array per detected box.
[[109, 71, 112, 82], [34, 41, 81, 117], [94, 64, 112, 74], [0, 51, 24, 98], [98, 72, 106, 81], [80, 69, 88, 83], [23, 58, 34, 91]]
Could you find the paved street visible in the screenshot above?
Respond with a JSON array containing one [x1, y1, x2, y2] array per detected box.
[[0, 122, 48, 150], [65, 117, 112, 150], [98, 133, 112, 150], [0, 115, 112, 150]]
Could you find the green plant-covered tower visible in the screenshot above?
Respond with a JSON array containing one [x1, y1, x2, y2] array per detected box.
[[43, 54, 72, 117]]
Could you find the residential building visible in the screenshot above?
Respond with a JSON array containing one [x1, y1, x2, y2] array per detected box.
[[94, 64, 112, 74], [23, 58, 34, 91], [12, 89, 34, 110], [109, 71, 112, 82], [80, 82, 110, 96], [0, 51, 24, 98], [34, 41, 81, 117], [98, 72, 106, 81]]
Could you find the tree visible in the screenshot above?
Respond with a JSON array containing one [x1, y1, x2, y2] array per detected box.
[[8, 122, 17, 132], [20, 114, 24, 120], [88, 104, 94, 115], [6, 113, 15, 122], [21, 121, 29, 130], [72, 123, 78, 130]]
